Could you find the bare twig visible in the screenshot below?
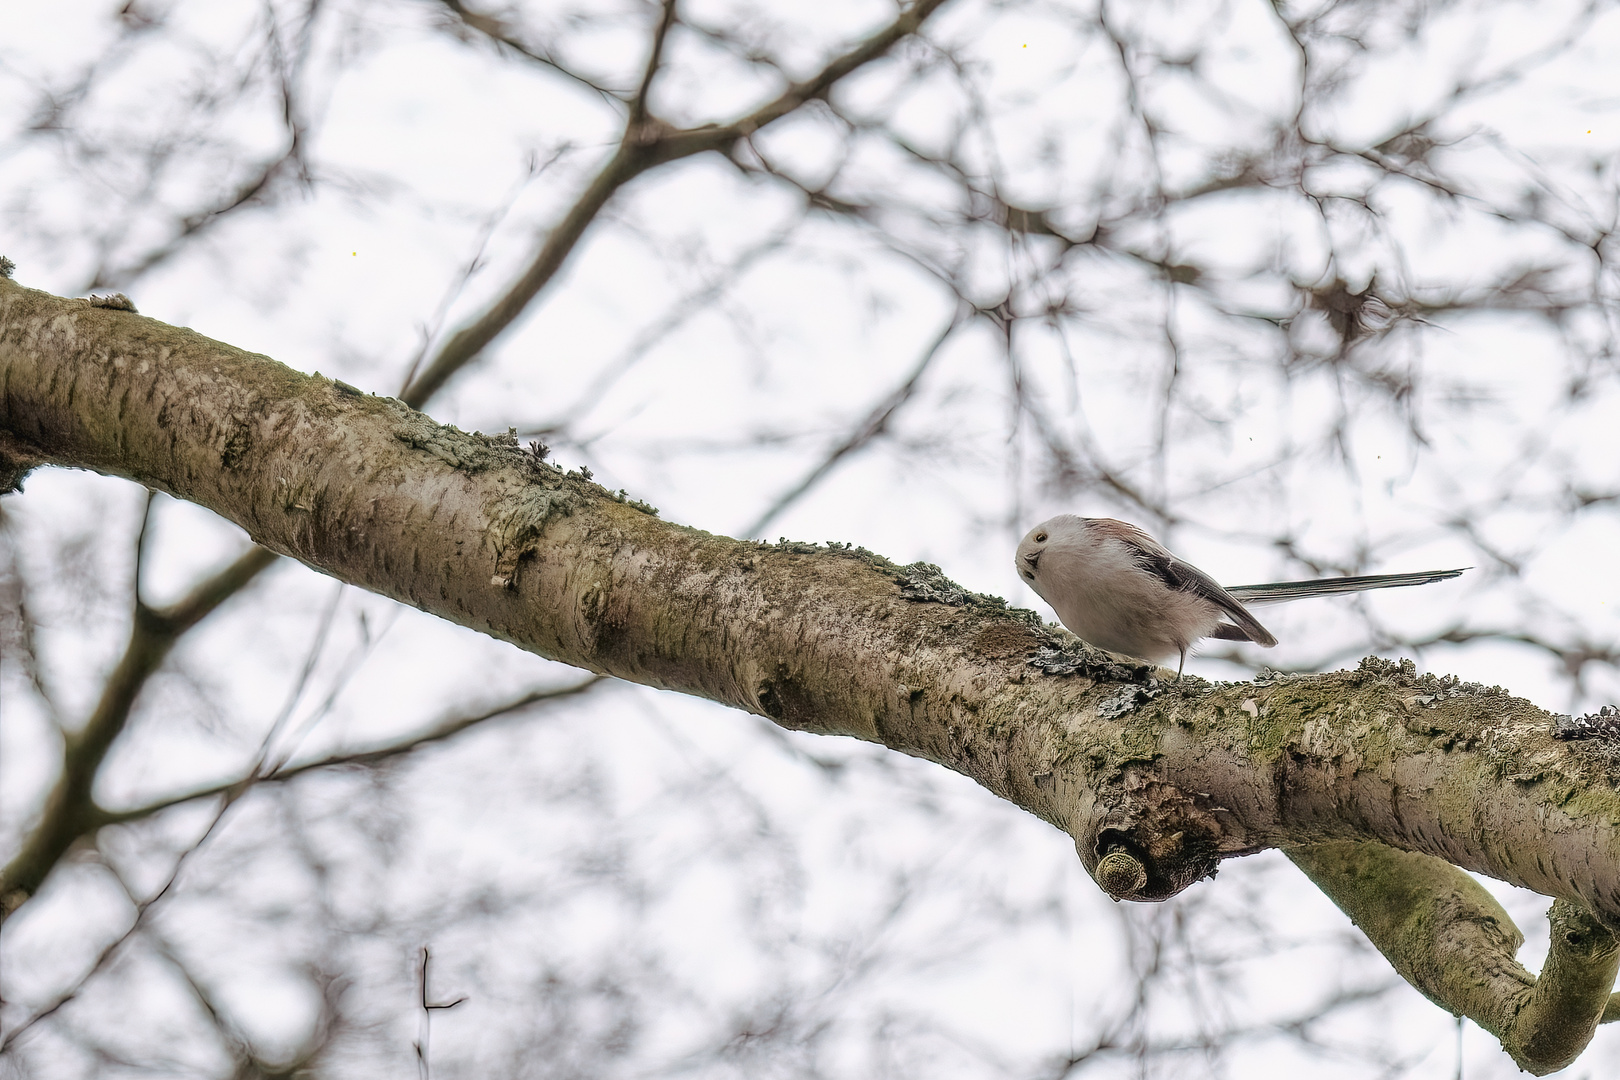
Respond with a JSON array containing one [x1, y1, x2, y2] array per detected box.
[[413, 947, 467, 1080], [400, 0, 954, 406], [742, 306, 967, 537], [98, 675, 606, 826], [628, 0, 680, 129], [0, 543, 277, 917], [436, 0, 630, 103], [80, 2, 320, 292], [0, 647, 595, 1051], [1, 786, 244, 1050]]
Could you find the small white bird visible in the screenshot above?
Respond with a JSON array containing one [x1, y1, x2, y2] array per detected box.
[[1015, 515, 1466, 676]]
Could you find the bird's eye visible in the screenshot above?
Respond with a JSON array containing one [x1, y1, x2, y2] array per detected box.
[[1034, 533, 1047, 543]]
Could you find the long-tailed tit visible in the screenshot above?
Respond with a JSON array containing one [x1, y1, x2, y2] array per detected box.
[[1015, 515, 1465, 676]]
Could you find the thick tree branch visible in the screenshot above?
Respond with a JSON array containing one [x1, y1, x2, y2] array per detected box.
[[1291, 841, 1620, 1075], [2, 279, 1618, 1064], [4, 276, 1618, 905]]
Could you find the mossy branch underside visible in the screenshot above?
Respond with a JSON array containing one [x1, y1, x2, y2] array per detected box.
[[1, 276, 1616, 1070]]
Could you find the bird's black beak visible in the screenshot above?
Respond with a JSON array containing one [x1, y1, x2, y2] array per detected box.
[[1022, 550, 1040, 571]]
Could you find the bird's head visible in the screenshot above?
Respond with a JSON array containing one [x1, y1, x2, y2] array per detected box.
[[1015, 515, 1090, 596]]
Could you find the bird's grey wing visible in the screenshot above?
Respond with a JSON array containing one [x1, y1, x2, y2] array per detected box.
[[1228, 568, 1468, 603], [1101, 521, 1279, 647]]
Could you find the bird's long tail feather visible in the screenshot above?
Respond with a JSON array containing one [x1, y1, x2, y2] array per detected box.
[[1227, 568, 1467, 604]]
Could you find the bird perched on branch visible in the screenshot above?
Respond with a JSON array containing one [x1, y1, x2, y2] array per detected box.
[[1015, 515, 1465, 677]]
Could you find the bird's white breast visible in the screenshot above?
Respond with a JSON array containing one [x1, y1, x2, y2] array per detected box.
[[1036, 532, 1226, 660]]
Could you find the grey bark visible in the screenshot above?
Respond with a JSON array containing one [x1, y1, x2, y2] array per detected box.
[[1291, 841, 1619, 1074], [1, 275, 1617, 1068]]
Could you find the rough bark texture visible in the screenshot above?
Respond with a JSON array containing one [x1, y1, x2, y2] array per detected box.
[[2, 276, 1618, 1062], [1291, 841, 1619, 1074]]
